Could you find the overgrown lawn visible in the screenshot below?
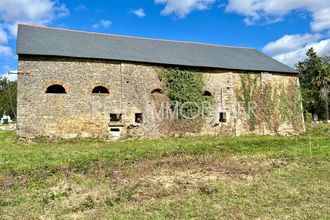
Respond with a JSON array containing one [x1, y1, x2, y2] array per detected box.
[[0, 125, 329, 219]]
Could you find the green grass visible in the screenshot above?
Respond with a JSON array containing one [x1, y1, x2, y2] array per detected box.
[[0, 125, 329, 219]]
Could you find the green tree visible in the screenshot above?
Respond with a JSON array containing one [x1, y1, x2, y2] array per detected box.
[[296, 48, 325, 119], [312, 58, 330, 121], [0, 77, 17, 119]]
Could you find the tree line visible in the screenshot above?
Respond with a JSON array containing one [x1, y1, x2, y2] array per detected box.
[[297, 48, 330, 122], [0, 77, 17, 119]]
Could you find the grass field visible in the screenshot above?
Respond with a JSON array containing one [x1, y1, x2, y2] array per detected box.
[[0, 125, 329, 219]]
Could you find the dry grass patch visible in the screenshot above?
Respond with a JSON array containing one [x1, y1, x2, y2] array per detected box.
[[8, 156, 288, 219]]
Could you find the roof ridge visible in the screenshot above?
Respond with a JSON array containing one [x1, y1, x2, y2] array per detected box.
[[18, 24, 255, 50]]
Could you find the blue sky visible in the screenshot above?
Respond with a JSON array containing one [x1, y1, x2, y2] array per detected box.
[[1, 0, 330, 79]]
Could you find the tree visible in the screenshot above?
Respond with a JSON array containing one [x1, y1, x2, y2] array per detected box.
[[296, 48, 326, 119], [313, 59, 330, 121], [0, 77, 17, 119]]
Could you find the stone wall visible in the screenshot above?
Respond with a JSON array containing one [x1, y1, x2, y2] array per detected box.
[[17, 56, 304, 139]]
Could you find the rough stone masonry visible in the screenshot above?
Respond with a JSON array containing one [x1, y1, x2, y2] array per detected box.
[[16, 25, 304, 139]]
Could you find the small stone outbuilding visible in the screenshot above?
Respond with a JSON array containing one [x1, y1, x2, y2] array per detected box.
[[16, 24, 304, 139]]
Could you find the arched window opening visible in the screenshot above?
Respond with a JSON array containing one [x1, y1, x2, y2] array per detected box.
[[46, 84, 66, 94], [203, 91, 212, 96], [151, 88, 163, 94], [92, 86, 109, 94]]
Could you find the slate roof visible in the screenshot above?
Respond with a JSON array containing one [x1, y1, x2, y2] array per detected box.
[[16, 24, 297, 73]]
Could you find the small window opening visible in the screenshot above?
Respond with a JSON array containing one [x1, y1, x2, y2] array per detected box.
[[46, 84, 66, 94], [92, 86, 109, 94], [110, 113, 122, 122], [219, 112, 227, 122], [110, 128, 120, 132], [135, 113, 143, 123], [203, 91, 212, 96], [151, 88, 163, 94]]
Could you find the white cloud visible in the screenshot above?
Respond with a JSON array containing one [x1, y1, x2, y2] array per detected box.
[[263, 33, 322, 56], [226, 0, 330, 31], [93, 19, 112, 29], [155, 0, 216, 18], [0, 27, 8, 44], [0, 0, 69, 68], [311, 8, 330, 32], [131, 8, 146, 18], [254, 1, 330, 67], [0, 45, 12, 57], [263, 35, 330, 67], [0, 0, 70, 37]]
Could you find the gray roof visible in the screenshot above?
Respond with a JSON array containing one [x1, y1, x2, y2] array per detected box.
[[17, 24, 297, 73]]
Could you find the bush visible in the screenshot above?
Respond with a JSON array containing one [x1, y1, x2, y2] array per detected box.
[[304, 112, 313, 124]]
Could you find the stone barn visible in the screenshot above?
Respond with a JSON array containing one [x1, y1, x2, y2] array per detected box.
[[16, 24, 304, 139]]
